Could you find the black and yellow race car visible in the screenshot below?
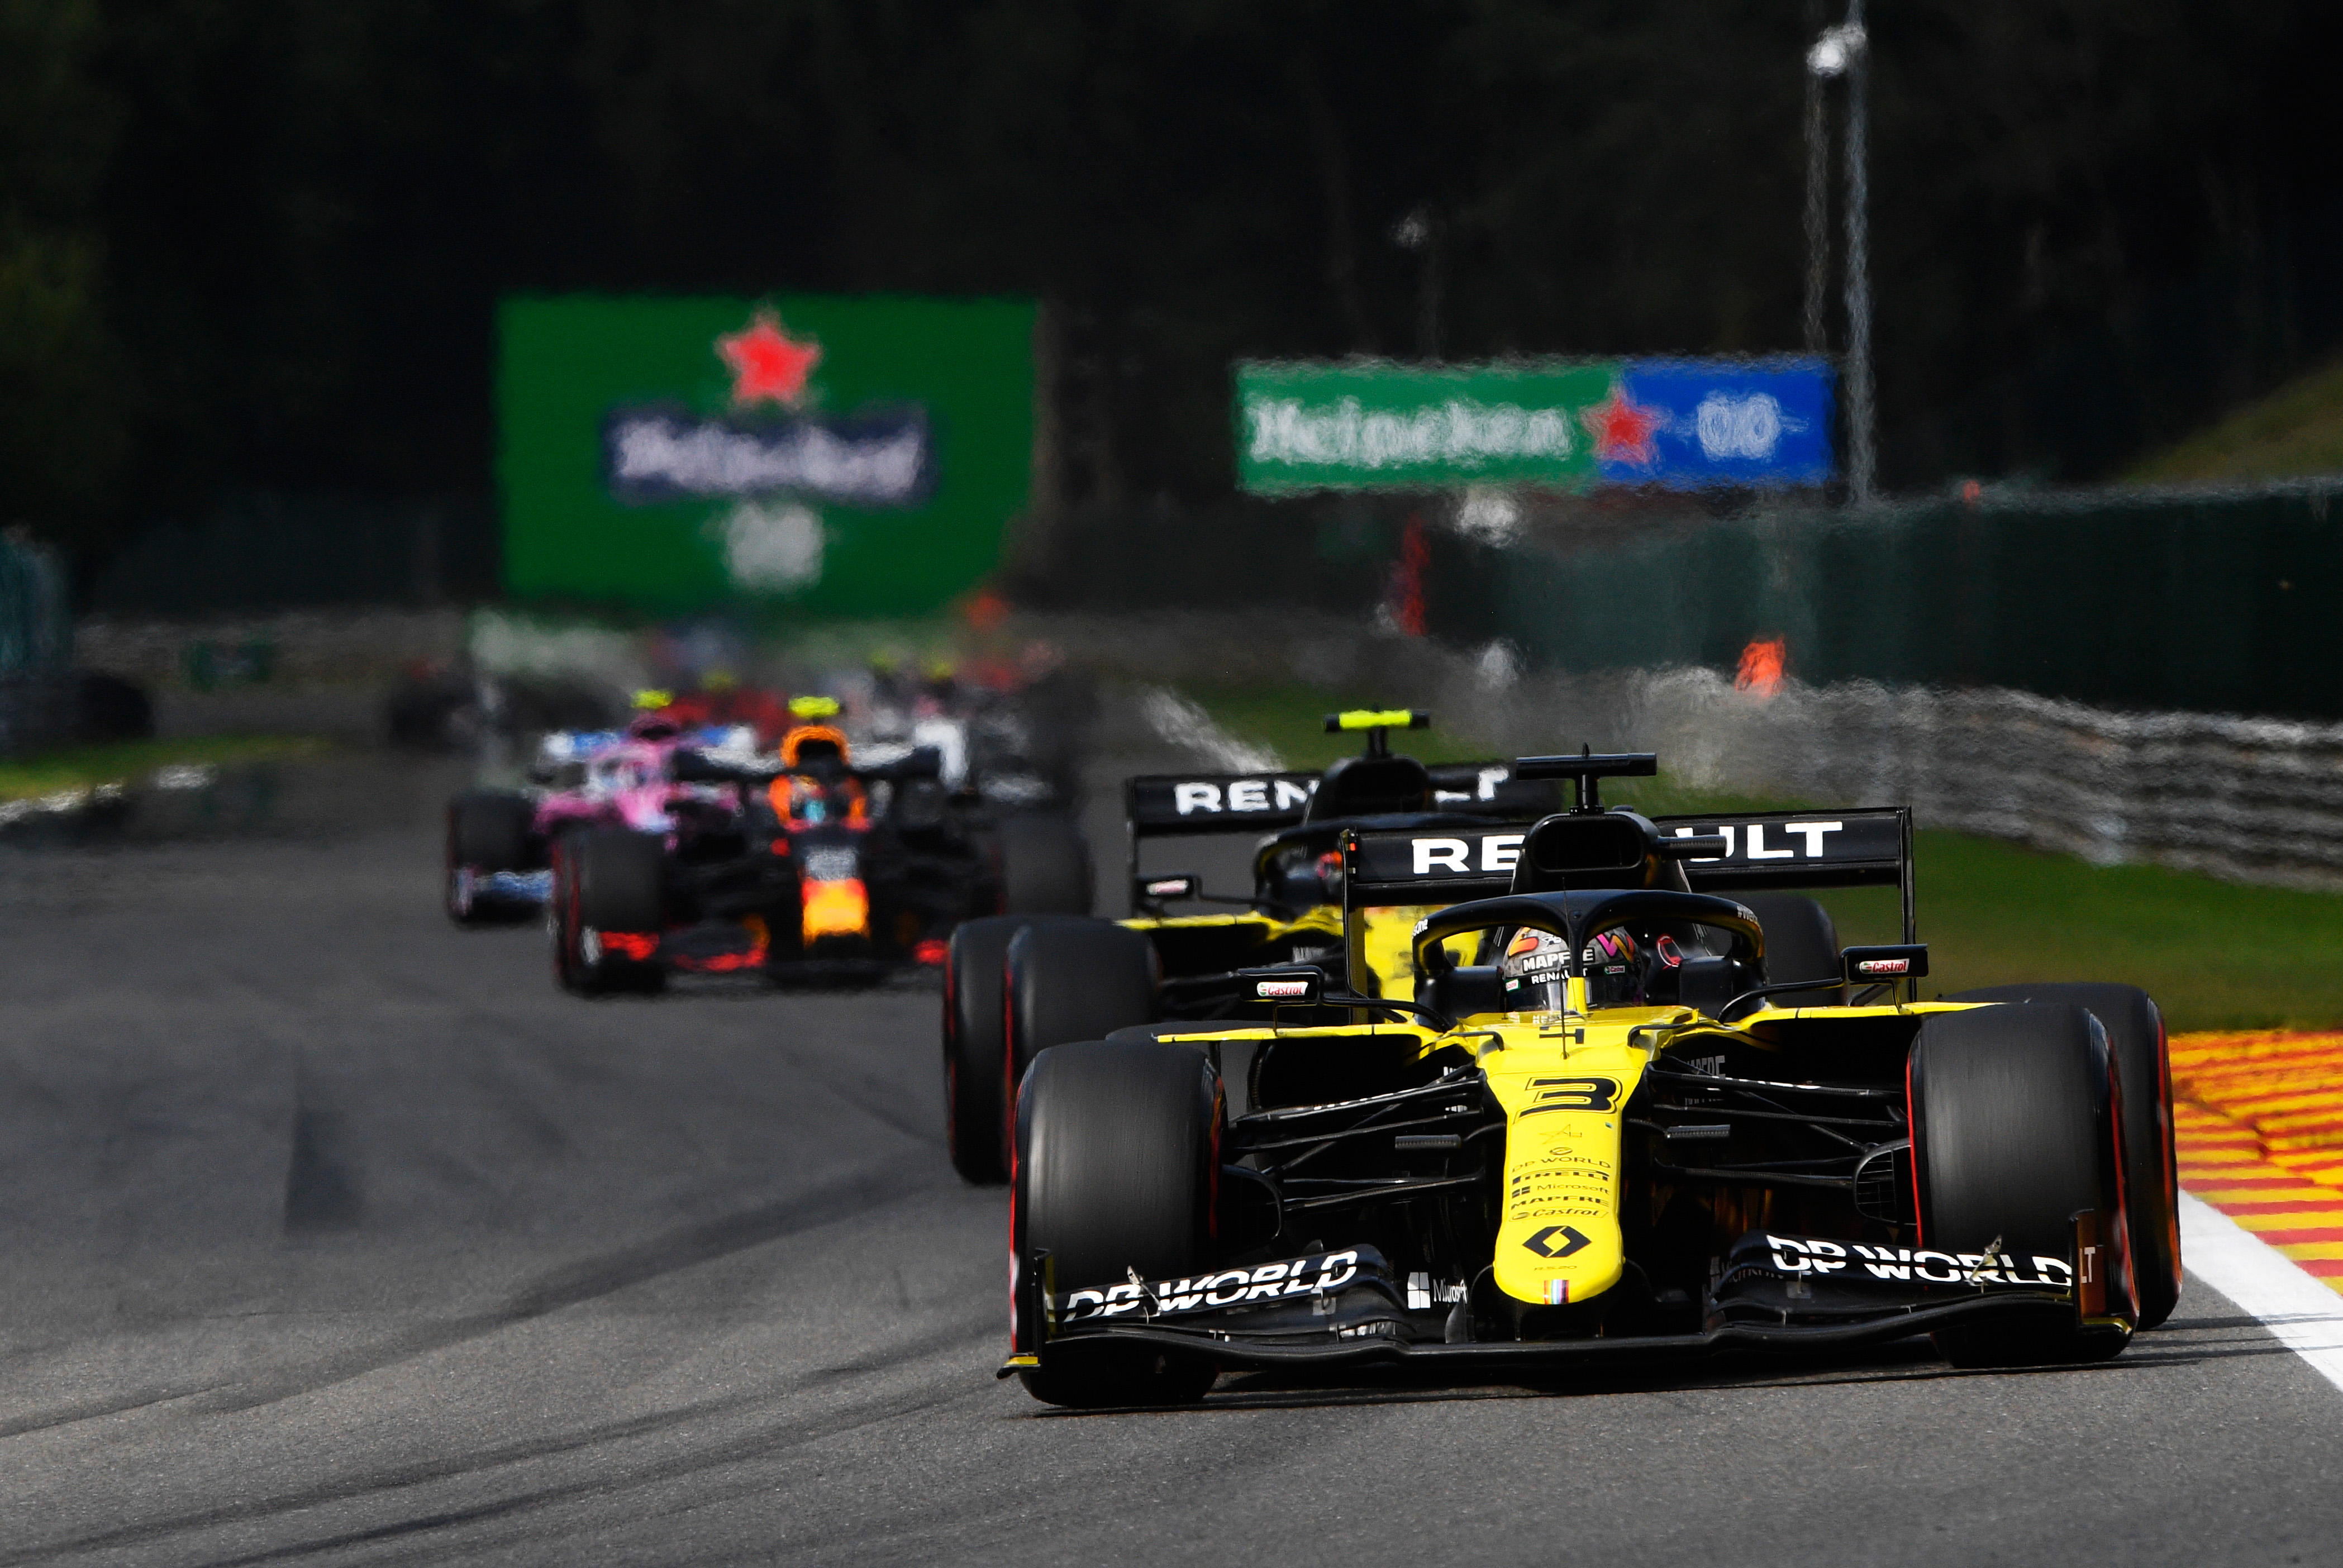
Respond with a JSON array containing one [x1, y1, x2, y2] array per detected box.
[[941, 711, 1560, 1183], [998, 751, 2181, 1407]]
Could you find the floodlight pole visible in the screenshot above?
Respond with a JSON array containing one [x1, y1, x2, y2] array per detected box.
[[1841, 0, 1875, 505], [1801, 54, 1830, 354], [1806, 3, 1874, 505]]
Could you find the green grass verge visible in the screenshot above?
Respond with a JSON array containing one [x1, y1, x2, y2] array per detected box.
[[1186, 683, 2343, 1031], [0, 735, 333, 802], [1812, 838, 2343, 1031], [2127, 354, 2343, 483]]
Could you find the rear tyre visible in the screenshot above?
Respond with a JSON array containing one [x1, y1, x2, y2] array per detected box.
[[1949, 983, 2179, 1329], [551, 828, 668, 996], [1744, 893, 1841, 1006], [943, 916, 1027, 1185], [1013, 1040, 1221, 1408], [1004, 918, 1157, 1159], [446, 790, 534, 926], [1910, 1003, 2126, 1368], [999, 815, 1094, 915]]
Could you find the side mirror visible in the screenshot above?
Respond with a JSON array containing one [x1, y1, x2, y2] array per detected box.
[[1135, 873, 1199, 904], [1236, 965, 1325, 1005], [1841, 944, 1928, 984]]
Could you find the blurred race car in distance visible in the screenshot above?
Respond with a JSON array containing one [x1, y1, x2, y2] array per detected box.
[[853, 653, 1084, 814], [444, 697, 753, 924], [999, 750, 2180, 1408], [452, 693, 1093, 993]]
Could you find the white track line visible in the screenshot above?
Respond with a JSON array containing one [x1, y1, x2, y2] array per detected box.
[[2179, 1190, 2343, 1395]]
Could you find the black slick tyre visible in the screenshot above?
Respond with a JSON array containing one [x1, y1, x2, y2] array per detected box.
[[1012, 1039, 1221, 1408], [446, 790, 534, 926], [1909, 1003, 2126, 1368], [998, 815, 1094, 915], [942, 916, 1027, 1185], [1949, 983, 2180, 1329], [551, 828, 668, 995], [1743, 893, 1842, 1005], [1003, 918, 1156, 1159]]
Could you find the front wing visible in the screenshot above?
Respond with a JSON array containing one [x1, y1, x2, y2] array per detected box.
[[1004, 1233, 2129, 1379], [1005, 1294, 2092, 1378]]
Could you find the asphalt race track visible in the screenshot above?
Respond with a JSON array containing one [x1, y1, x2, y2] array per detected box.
[[4, 755, 2341, 1566]]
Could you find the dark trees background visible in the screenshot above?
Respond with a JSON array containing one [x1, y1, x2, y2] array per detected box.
[[2, 0, 2338, 568]]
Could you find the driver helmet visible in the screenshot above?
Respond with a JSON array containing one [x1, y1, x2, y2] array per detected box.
[[627, 711, 681, 741], [1501, 928, 1570, 1013], [1581, 926, 1644, 1005], [780, 723, 851, 769]]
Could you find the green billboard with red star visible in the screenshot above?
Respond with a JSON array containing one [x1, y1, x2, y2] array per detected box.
[[498, 295, 1034, 614]]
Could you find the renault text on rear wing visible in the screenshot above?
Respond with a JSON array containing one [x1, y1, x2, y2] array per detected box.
[[1126, 772, 1324, 837], [1125, 762, 1551, 839], [1648, 808, 1907, 894], [1340, 806, 1915, 943]]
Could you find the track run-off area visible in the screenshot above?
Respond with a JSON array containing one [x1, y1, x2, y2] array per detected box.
[[3, 754, 2342, 1566]]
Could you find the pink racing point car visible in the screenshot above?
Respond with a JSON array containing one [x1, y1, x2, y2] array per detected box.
[[444, 713, 731, 929]]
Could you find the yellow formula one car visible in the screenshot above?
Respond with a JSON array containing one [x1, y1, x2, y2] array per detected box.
[[1001, 751, 2180, 1407], [944, 712, 1559, 1184]]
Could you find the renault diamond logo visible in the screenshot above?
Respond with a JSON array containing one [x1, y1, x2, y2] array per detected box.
[[1523, 1224, 1592, 1259]]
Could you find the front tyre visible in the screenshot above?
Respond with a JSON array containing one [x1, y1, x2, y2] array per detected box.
[[551, 828, 668, 996], [446, 790, 535, 927], [1948, 983, 2179, 1330], [1012, 1039, 1221, 1408], [1910, 1003, 2129, 1368]]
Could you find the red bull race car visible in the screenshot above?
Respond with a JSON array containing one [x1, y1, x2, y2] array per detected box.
[[997, 751, 2180, 1407], [451, 695, 1090, 993]]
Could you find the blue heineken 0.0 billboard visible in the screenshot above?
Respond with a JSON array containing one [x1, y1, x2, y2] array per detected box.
[[1236, 357, 1833, 493], [499, 296, 1034, 614]]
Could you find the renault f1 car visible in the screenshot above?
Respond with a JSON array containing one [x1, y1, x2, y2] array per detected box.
[[942, 711, 1564, 1183], [999, 751, 2181, 1407]]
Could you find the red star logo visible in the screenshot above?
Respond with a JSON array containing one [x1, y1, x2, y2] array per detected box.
[[1580, 387, 1665, 466], [717, 309, 822, 407]]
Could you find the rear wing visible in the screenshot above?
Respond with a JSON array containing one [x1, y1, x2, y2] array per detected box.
[[1126, 771, 1323, 837], [1123, 761, 1551, 839], [1339, 806, 1915, 983], [1123, 762, 1558, 899]]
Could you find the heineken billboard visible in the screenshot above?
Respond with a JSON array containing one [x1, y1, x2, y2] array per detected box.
[[1236, 358, 1834, 494], [499, 295, 1034, 614]]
